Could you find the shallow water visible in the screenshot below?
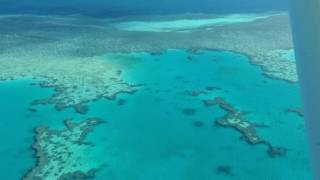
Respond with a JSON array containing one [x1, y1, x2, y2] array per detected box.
[[0, 79, 51, 180], [113, 14, 276, 32], [0, 79, 93, 179], [0, 49, 312, 179]]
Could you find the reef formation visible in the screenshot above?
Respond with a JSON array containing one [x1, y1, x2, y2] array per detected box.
[[0, 53, 139, 113], [24, 118, 105, 180], [0, 13, 297, 84], [0, 13, 303, 179], [286, 108, 304, 117], [209, 98, 288, 158]]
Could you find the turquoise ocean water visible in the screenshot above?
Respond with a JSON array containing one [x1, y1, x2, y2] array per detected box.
[[0, 50, 312, 179]]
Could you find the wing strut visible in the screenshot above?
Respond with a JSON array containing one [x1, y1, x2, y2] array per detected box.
[[290, 0, 320, 179]]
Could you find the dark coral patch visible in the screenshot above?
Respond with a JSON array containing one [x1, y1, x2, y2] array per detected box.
[[186, 90, 206, 97], [285, 108, 304, 117], [193, 120, 205, 127], [267, 146, 288, 158], [202, 99, 216, 107], [28, 108, 38, 113], [216, 165, 235, 176], [74, 104, 89, 114], [117, 99, 127, 106], [182, 108, 197, 116], [205, 86, 221, 91]]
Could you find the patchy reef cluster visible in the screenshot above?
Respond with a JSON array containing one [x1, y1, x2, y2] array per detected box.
[[0, 13, 297, 84], [0, 54, 139, 113], [208, 98, 288, 158], [24, 118, 105, 180]]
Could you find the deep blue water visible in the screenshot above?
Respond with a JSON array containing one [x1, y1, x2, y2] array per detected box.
[[0, 0, 289, 16]]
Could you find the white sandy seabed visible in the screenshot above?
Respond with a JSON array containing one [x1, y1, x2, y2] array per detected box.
[[113, 13, 279, 32]]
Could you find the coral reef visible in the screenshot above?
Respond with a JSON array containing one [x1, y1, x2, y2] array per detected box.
[[182, 108, 197, 116], [216, 112, 262, 144], [186, 86, 221, 97], [216, 165, 235, 176], [0, 53, 140, 112], [28, 108, 38, 113], [212, 97, 288, 157], [203, 97, 237, 113], [285, 108, 304, 117], [193, 120, 205, 127], [117, 99, 127, 106], [186, 89, 207, 97], [0, 13, 297, 84], [23, 118, 105, 180], [255, 49, 297, 83], [205, 86, 221, 91]]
